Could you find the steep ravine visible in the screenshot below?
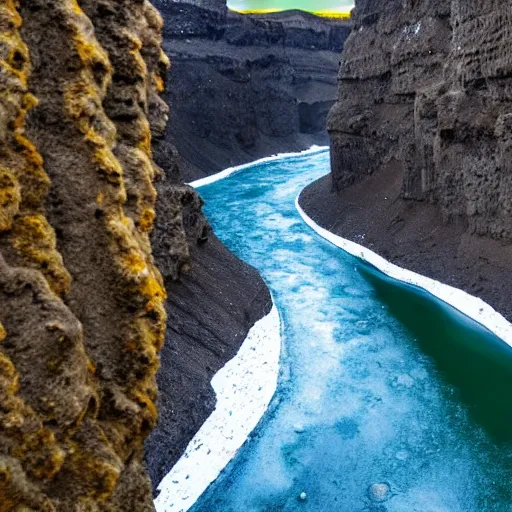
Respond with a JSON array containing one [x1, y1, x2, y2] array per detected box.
[[301, 0, 512, 321], [0, 1, 270, 509], [153, 0, 351, 181]]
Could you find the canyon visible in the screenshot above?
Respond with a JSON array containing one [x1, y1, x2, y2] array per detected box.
[[302, 0, 512, 321], [3, 0, 512, 510], [153, 0, 350, 180]]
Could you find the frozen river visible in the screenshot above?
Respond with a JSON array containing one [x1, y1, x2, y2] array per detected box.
[[163, 149, 512, 511]]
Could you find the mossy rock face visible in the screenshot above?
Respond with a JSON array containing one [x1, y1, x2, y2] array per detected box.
[[0, 1, 206, 510]]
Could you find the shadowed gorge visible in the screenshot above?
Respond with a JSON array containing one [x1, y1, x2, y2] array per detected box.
[[152, 0, 351, 181]]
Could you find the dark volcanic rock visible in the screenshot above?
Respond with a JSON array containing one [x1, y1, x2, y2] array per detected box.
[[154, 0, 351, 181], [329, 0, 512, 240], [302, 0, 512, 321], [145, 136, 271, 491]]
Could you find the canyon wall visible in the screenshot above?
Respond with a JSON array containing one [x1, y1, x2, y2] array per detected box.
[[329, 0, 512, 240], [0, 1, 272, 509], [0, 1, 177, 509], [154, 0, 351, 180], [301, 0, 512, 321]]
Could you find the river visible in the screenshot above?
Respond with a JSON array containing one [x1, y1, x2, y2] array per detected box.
[[180, 149, 512, 511]]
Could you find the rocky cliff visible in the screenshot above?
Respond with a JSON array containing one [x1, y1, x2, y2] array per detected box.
[[153, 0, 351, 180], [0, 1, 270, 509], [301, 0, 512, 320]]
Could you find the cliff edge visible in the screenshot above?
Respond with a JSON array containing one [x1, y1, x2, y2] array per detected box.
[[301, 0, 512, 321]]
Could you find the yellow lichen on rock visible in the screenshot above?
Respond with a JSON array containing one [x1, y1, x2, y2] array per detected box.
[[0, 0, 179, 508], [0, 168, 21, 232], [10, 214, 71, 296], [0, 1, 70, 300]]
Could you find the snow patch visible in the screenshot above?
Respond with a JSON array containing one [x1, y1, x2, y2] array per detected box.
[[188, 146, 329, 188], [154, 304, 281, 512], [295, 197, 512, 349]]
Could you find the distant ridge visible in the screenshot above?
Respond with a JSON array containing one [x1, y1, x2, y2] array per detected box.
[[231, 8, 351, 19]]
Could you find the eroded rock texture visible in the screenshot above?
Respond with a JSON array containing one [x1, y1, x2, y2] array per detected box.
[[329, 0, 512, 240], [0, 1, 203, 509]]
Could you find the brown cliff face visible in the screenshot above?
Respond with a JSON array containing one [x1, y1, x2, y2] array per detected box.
[[329, 0, 512, 240], [0, 1, 203, 509]]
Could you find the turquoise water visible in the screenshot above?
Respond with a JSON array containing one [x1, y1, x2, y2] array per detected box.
[[192, 150, 512, 511]]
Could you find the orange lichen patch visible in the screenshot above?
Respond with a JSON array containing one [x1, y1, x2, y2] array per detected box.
[[12, 132, 51, 210], [125, 318, 159, 360], [118, 251, 148, 279], [0, 322, 6, 343], [0, 353, 18, 395], [0, 32, 30, 79], [130, 387, 158, 432], [2, 0, 22, 27], [0, 168, 21, 231], [64, 78, 100, 123], [0, 347, 65, 482], [66, 443, 121, 501], [136, 117, 153, 156], [71, 26, 112, 92], [69, 0, 85, 16], [10, 215, 72, 297], [92, 147, 124, 187], [15, 93, 39, 129], [11, 429, 65, 481], [152, 73, 165, 93], [0, 58, 26, 89], [139, 272, 166, 314], [64, 77, 115, 142], [7, 90, 51, 212], [137, 207, 155, 233], [106, 215, 166, 343]]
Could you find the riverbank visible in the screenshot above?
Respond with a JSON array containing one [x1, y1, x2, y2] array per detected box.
[[299, 167, 512, 323], [154, 304, 281, 511], [145, 131, 272, 491]]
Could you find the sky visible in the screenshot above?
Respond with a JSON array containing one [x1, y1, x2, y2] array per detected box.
[[228, 0, 354, 13]]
